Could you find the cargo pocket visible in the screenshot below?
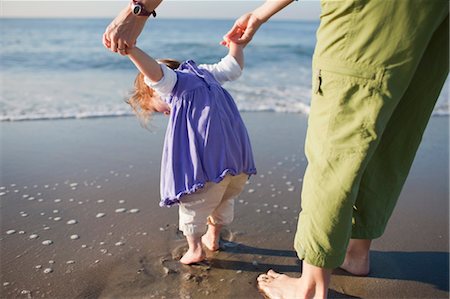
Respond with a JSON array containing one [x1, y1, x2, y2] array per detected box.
[[309, 58, 385, 155]]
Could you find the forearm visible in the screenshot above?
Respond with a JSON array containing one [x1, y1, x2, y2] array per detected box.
[[229, 43, 244, 70], [253, 0, 294, 22], [113, 0, 162, 28], [127, 47, 163, 82], [103, 0, 163, 51]]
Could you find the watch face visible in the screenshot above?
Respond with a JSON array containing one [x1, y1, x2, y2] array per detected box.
[[132, 4, 142, 15]]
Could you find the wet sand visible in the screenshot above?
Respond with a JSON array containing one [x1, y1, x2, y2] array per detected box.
[[0, 112, 448, 298]]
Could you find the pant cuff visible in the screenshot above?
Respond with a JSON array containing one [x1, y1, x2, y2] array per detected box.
[[351, 225, 385, 239], [294, 240, 346, 269], [179, 224, 205, 237]]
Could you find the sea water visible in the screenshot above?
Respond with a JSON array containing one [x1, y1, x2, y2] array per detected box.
[[0, 18, 448, 121]]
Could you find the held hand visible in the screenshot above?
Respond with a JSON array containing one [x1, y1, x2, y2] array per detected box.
[[102, 6, 147, 55], [221, 12, 264, 47]]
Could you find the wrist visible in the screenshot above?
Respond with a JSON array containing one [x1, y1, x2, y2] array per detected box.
[[230, 42, 244, 51], [252, 7, 270, 23], [127, 47, 137, 55], [130, 0, 157, 17]]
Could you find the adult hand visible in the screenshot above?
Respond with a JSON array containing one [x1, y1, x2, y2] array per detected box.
[[102, 6, 148, 55], [221, 0, 293, 47], [221, 12, 264, 47]]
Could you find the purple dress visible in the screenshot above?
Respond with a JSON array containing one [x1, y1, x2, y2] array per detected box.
[[159, 60, 256, 207]]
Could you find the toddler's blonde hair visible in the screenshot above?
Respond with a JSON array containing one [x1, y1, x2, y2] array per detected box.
[[127, 58, 181, 125]]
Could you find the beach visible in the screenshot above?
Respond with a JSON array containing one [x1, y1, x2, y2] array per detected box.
[[0, 112, 448, 299]]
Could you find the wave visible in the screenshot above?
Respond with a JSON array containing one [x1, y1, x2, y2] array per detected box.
[[2, 103, 449, 122], [0, 111, 134, 122]]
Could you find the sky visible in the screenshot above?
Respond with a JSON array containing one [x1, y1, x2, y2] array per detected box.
[[1, 1, 321, 20]]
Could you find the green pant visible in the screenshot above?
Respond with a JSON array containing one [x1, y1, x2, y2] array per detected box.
[[294, 0, 449, 269]]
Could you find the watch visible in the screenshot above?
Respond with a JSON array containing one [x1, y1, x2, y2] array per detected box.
[[131, 0, 156, 17]]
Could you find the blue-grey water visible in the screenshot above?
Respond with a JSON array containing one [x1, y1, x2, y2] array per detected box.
[[0, 18, 447, 121]]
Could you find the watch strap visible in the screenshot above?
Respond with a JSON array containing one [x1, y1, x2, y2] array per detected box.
[[132, 0, 156, 17]]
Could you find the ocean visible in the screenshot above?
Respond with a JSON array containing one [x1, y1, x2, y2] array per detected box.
[[0, 18, 448, 121]]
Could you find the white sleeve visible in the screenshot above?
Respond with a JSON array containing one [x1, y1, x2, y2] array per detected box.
[[199, 54, 242, 85], [144, 63, 178, 98]]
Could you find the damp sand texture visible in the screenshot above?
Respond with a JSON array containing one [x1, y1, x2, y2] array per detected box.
[[1, 113, 448, 299]]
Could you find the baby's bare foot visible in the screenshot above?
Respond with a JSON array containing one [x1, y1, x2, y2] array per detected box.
[[201, 222, 222, 251], [179, 249, 205, 265], [201, 234, 220, 251]]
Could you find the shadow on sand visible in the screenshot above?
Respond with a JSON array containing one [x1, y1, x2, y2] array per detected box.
[[214, 243, 449, 295], [358, 250, 447, 292]]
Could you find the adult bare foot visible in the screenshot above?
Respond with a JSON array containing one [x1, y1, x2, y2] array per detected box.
[[257, 270, 305, 299], [339, 238, 371, 276], [257, 263, 330, 299], [340, 254, 370, 276]]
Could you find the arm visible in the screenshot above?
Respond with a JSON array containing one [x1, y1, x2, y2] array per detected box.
[[222, 0, 294, 46], [128, 47, 163, 82], [102, 0, 163, 55], [199, 42, 244, 84], [229, 41, 244, 70], [127, 47, 178, 97]]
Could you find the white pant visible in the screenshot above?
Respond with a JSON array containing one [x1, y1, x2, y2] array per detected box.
[[178, 174, 248, 236]]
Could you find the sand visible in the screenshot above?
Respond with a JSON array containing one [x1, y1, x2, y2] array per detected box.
[[0, 112, 448, 298]]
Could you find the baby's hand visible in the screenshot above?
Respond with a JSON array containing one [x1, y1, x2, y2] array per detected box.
[[221, 28, 245, 49]]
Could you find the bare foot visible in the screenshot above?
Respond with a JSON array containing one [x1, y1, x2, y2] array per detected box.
[[180, 235, 206, 265], [257, 270, 306, 299], [179, 248, 206, 265], [257, 263, 330, 299], [340, 254, 370, 276], [201, 233, 219, 251], [339, 239, 371, 276], [201, 222, 222, 251]]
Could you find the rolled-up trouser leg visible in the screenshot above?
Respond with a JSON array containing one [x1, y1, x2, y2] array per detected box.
[[179, 176, 231, 236], [208, 173, 248, 225], [294, 0, 449, 269]]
